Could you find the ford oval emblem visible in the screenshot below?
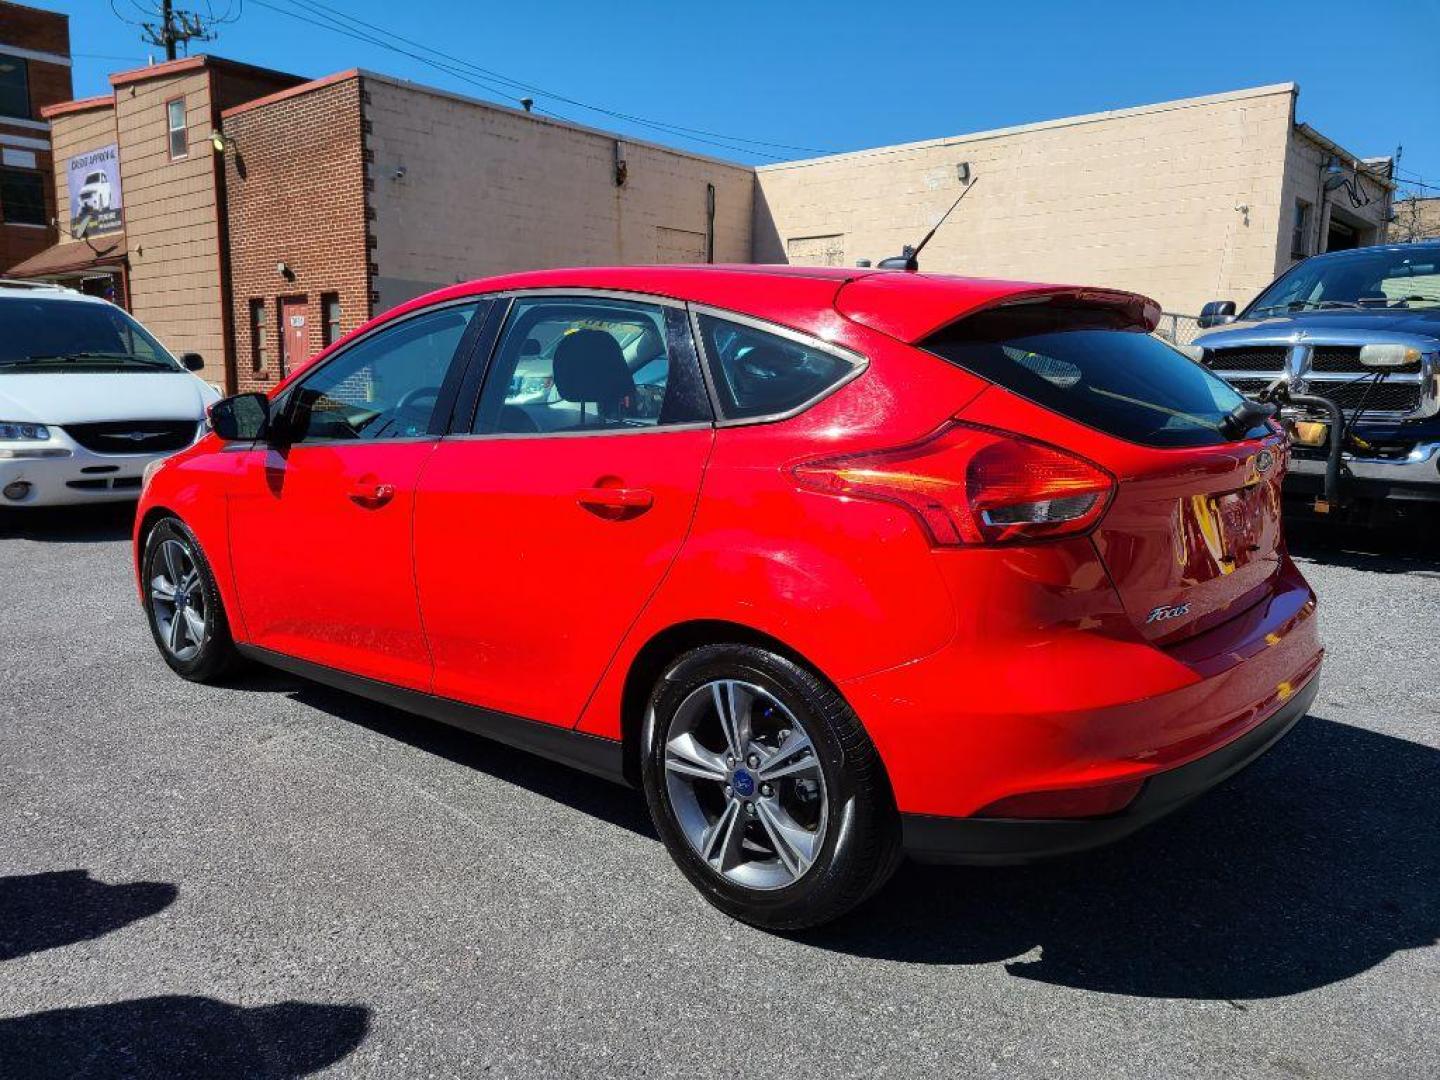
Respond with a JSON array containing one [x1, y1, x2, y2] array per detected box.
[[732, 768, 756, 798]]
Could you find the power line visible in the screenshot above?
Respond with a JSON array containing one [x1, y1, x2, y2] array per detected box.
[[248, 0, 830, 161], [295, 0, 836, 155]]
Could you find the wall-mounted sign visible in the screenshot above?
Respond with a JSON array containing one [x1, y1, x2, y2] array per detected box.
[[67, 144, 123, 238]]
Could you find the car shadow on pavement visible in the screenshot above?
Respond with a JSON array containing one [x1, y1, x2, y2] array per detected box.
[[0, 869, 371, 1078], [0, 997, 370, 1080], [1287, 512, 1440, 576], [0, 870, 177, 962], [806, 714, 1439, 1000], [0, 503, 135, 543], [286, 681, 658, 840]]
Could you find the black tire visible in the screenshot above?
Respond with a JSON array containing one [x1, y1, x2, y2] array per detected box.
[[641, 643, 901, 931], [140, 516, 241, 682]]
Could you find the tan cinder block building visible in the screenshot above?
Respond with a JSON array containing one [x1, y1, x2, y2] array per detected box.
[[755, 84, 1394, 316], [221, 70, 755, 393]]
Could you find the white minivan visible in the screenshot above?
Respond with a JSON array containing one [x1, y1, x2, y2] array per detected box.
[[0, 281, 219, 507]]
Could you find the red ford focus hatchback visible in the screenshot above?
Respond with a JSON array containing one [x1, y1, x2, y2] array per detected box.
[[135, 266, 1322, 928]]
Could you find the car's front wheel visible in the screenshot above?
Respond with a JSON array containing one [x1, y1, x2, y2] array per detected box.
[[141, 517, 240, 682], [642, 644, 900, 930]]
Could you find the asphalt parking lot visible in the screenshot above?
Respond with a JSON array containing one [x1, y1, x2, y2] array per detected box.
[[1, 505, 1436, 1079]]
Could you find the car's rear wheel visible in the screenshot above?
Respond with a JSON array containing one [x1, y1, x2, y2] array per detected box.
[[141, 517, 240, 682], [642, 643, 900, 930]]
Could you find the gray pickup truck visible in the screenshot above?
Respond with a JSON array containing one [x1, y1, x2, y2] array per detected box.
[[1188, 241, 1440, 523]]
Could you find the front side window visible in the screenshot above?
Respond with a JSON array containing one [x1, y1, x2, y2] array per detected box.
[[0, 298, 179, 371], [166, 98, 188, 159], [284, 303, 478, 443], [0, 169, 45, 226], [924, 303, 1262, 448], [0, 53, 30, 119], [471, 296, 710, 434], [695, 313, 855, 419]]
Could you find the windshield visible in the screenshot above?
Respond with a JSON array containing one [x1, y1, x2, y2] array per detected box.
[[0, 297, 182, 372], [1247, 248, 1440, 317]]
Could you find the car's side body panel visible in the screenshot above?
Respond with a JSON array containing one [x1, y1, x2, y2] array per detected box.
[[225, 440, 440, 690], [413, 427, 715, 726]]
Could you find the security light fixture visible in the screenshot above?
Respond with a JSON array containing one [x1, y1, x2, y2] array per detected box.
[[210, 129, 234, 154], [1322, 155, 1349, 191]]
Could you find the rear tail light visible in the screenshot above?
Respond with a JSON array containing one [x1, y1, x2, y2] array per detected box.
[[790, 421, 1115, 546]]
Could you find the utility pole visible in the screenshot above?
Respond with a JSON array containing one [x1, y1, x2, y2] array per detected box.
[[140, 1, 216, 61]]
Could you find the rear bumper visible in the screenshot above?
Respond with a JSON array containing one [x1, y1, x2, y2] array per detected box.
[[902, 671, 1318, 864]]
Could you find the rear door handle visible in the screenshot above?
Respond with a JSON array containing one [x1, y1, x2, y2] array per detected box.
[[349, 478, 396, 509], [577, 485, 654, 518]]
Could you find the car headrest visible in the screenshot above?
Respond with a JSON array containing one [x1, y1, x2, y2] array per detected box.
[[552, 329, 634, 407]]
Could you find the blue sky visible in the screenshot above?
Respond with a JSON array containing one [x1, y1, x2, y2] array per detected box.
[[43, 0, 1440, 192]]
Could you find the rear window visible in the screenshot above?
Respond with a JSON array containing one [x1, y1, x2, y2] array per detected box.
[[924, 303, 1263, 448]]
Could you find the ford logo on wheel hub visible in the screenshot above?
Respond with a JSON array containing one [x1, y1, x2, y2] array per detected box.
[[731, 768, 756, 798]]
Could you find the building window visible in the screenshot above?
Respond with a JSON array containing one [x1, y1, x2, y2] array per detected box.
[[0, 53, 30, 120], [1291, 199, 1312, 260], [321, 293, 342, 347], [250, 299, 268, 371], [166, 97, 189, 159], [0, 169, 46, 226]]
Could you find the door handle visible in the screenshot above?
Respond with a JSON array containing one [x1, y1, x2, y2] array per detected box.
[[349, 478, 396, 509], [577, 485, 654, 519]]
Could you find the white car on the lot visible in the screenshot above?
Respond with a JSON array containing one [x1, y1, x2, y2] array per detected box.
[[0, 281, 219, 507]]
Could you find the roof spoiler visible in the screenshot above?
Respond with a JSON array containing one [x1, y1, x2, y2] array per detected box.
[[834, 276, 1162, 343]]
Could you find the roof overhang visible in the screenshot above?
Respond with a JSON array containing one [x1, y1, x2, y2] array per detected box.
[[6, 237, 128, 279]]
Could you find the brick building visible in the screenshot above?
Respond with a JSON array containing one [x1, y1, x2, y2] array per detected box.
[[8, 55, 302, 385], [221, 70, 754, 394], [0, 0, 71, 273]]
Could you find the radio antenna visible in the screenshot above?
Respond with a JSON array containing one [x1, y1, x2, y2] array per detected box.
[[877, 176, 980, 272]]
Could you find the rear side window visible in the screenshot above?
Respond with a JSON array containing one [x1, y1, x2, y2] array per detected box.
[[923, 304, 1261, 448], [696, 313, 855, 419]]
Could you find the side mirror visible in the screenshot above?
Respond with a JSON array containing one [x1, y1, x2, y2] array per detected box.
[[208, 393, 271, 442], [180, 352, 205, 372], [1197, 301, 1237, 329]]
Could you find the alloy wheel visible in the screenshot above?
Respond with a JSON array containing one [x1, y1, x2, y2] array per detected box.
[[149, 538, 207, 662], [663, 679, 828, 890]]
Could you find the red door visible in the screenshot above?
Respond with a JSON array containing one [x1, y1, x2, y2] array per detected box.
[[413, 429, 713, 725], [278, 296, 308, 376], [228, 442, 438, 688], [225, 301, 482, 688], [410, 294, 714, 727]]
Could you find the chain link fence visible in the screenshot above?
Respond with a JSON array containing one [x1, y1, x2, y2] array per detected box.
[[1152, 312, 1204, 346]]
